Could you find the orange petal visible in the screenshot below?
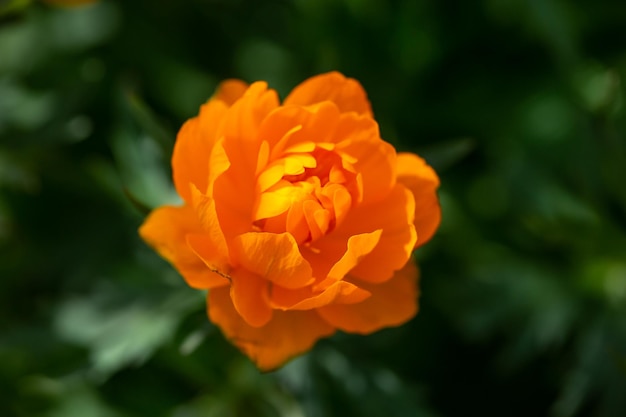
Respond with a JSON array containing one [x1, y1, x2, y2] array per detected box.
[[298, 230, 381, 293], [221, 81, 279, 147], [206, 137, 232, 195], [330, 184, 416, 283], [302, 199, 329, 241], [139, 206, 228, 289], [396, 153, 441, 248], [171, 80, 250, 202], [284, 71, 373, 117], [300, 243, 347, 281], [211, 138, 256, 240], [270, 280, 370, 311], [326, 230, 382, 279], [256, 102, 340, 159], [333, 113, 396, 205], [316, 183, 353, 228], [232, 232, 314, 289], [186, 234, 231, 280], [317, 260, 419, 334], [189, 184, 230, 262], [208, 287, 335, 371], [208, 84, 279, 239], [256, 140, 271, 175], [230, 268, 273, 328], [257, 161, 285, 193], [172, 106, 222, 202], [214, 79, 249, 106], [253, 188, 294, 221]]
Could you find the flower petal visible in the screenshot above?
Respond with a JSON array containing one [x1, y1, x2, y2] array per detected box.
[[186, 233, 231, 277], [396, 153, 441, 248], [230, 268, 273, 328], [221, 81, 279, 147], [333, 113, 396, 205], [317, 260, 419, 334], [190, 184, 230, 262], [139, 205, 228, 289], [214, 79, 249, 105], [325, 230, 382, 279], [209, 84, 280, 240], [171, 80, 249, 202], [256, 102, 340, 159], [284, 71, 373, 117], [329, 184, 417, 283], [270, 280, 370, 311], [172, 104, 224, 202], [208, 287, 335, 371], [211, 138, 256, 239], [232, 232, 314, 289]]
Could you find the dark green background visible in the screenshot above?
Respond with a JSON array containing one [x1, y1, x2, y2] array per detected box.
[[1, 0, 626, 416]]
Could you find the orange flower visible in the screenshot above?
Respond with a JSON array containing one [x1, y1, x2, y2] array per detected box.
[[139, 72, 441, 370]]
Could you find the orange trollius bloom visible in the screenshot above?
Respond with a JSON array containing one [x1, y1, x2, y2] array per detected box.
[[140, 72, 441, 370]]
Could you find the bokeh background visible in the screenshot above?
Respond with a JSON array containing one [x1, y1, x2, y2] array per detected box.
[[2, 0, 626, 416]]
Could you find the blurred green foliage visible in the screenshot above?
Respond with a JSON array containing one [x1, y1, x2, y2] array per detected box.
[[1, 0, 625, 416]]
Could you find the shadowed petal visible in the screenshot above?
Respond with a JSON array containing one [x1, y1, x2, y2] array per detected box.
[[210, 84, 280, 240], [324, 184, 416, 283], [325, 230, 382, 279], [230, 268, 273, 328], [208, 287, 335, 371], [333, 113, 396, 205], [172, 110, 222, 202], [211, 138, 256, 240], [214, 79, 249, 105], [189, 184, 230, 262], [317, 260, 419, 334], [256, 101, 341, 158], [139, 205, 228, 289], [232, 232, 314, 289], [172, 80, 248, 202], [299, 229, 381, 283], [284, 71, 373, 117], [186, 234, 230, 281], [270, 280, 370, 311], [397, 153, 441, 248]]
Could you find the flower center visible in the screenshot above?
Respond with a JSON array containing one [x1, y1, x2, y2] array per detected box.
[[283, 148, 339, 185], [253, 146, 362, 244]]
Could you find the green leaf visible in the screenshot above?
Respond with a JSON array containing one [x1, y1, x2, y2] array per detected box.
[[54, 289, 203, 379]]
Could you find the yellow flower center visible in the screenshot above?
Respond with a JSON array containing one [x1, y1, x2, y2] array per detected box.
[[253, 144, 362, 244]]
